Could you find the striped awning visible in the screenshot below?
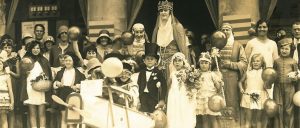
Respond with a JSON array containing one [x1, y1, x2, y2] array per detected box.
[[88, 20, 115, 42]]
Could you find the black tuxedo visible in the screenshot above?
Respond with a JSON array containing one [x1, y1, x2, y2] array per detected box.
[[137, 67, 167, 113]]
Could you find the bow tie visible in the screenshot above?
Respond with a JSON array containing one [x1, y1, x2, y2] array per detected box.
[[146, 68, 154, 72]]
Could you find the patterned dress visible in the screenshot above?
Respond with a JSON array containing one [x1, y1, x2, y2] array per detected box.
[[0, 74, 10, 110], [195, 71, 222, 116]]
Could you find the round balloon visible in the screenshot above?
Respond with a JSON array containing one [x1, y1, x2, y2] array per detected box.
[[151, 109, 167, 128], [211, 31, 227, 50], [121, 32, 134, 45], [293, 91, 300, 107], [101, 57, 123, 77], [208, 94, 226, 112], [263, 99, 279, 117], [262, 68, 277, 89], [20, 57, 34, 71]]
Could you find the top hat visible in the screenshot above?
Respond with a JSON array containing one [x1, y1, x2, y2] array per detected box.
[[143, 43, 159, 60]]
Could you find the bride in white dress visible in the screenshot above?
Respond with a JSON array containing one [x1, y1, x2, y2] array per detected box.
[[167, 52, 196, 128]]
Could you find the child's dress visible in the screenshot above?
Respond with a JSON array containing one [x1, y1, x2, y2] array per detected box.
[[0, 74, 11, 110], [195, 71, 222, 116], [240, 69, 268, 109], [167, 71, 196, 128], [24, 61, 46, 105]]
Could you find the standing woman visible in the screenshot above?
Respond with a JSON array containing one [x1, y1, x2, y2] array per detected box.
[[152, 0, 190, 79], [20, 40, 52, 128]]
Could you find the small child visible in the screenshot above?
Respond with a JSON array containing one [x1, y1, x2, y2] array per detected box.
[[167, 52, 196, 128], [273, 38, 298, 128], [195, 52, 223, 128], [0, 60, 14, 128], [239, 53, 269, 128], [114, 62, 139, 110], [137, 43, 167, 113]]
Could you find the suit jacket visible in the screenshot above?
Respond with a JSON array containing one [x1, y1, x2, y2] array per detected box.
[[137, 67, 167, 101]]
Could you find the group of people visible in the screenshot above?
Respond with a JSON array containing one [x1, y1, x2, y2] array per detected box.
[[0, 0, 300, 128]]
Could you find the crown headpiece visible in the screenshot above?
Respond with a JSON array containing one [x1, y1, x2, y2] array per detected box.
[[158, 0, 173, 11], [199, 52, 212, 63]]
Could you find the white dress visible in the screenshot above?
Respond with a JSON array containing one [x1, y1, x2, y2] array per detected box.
[[24, 61, 46, 105], [167, 71, 196, 128]]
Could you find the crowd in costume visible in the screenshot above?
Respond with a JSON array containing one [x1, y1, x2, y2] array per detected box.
[[1, 0, 300, 128]]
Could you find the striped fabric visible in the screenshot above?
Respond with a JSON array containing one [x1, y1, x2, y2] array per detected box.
[[88, 20, 114, 42], [223, 15, 251, 45]]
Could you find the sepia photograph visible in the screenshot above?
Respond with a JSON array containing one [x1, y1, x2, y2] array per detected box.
[[0, 0, 300, 128]]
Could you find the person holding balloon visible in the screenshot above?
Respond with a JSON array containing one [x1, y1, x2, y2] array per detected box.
[[238, 53, 269, 128], [195, 52, 223, 128], [273, 38, 298, 128], [211, 29, 248, 125]]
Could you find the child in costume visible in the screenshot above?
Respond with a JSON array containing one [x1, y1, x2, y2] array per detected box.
[[273, 38, 298, 128], [195, 52, 223, 128], [167, 52, 196, 128], [137, 43, 167, 113]]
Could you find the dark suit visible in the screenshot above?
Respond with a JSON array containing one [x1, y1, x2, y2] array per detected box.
[[137, 67, 167, 113]]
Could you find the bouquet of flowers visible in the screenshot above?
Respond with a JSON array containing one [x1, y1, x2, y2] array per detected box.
[[175, 65, 201, 100], [31, 72, 52, 92]]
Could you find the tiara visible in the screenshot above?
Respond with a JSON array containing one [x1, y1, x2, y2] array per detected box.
[[158, 0, 173, 11], [199, 52, 211, 63]]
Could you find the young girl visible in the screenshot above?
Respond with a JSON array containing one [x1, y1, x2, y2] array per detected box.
[[273, 38, 298, 128], [113, 62, 139, 110], [20, 41, 52, 128], [239, 53, 269, 128], [167, 52, 196, 128], [195, 52, 223, 128], [0, 60, 14, 128]]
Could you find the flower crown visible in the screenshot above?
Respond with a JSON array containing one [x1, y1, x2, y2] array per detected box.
[[199, 52, 212, 63], [158, 0, 173, 11]]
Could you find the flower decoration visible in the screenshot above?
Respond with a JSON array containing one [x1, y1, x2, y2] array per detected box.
[[244, 92, 260, 104], [175, 65, 202, 100], [30, 72, 49, 83]]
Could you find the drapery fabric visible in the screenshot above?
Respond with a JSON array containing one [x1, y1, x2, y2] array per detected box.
[[5, 0, 18, 34], [127, 0, 143, 30], [205, 0, 219, 28], [260, 0, 278, 21], [78, 0, 87, 26]]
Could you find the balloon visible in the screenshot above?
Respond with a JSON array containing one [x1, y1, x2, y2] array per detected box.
[[263, 99, 279, 117], [121, 32, 134, 45], [151, 109, 167, 128], [101, 57, 123, 77], [211, 31, 227, 50], [293, 91, 300, 107], [208, 94, 226, 112], [262, 68, 277, 89], [20, 57, 34, 71]]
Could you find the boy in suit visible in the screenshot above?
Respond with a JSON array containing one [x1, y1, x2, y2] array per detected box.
[[138, 43, 167, 113]]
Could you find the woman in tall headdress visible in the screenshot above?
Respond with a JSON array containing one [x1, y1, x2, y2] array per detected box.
[[152, 0, 190, 79]]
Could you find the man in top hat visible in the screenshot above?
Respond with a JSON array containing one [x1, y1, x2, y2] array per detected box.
[[49, 25, 76, 67], [137, 43, 167, 113], [96, 30, 113, 62]]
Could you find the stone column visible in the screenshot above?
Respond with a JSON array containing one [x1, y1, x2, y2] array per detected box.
[[87, 0, 127, 35], [219, 0, 260, 24], [0, 0, 6, 36]]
